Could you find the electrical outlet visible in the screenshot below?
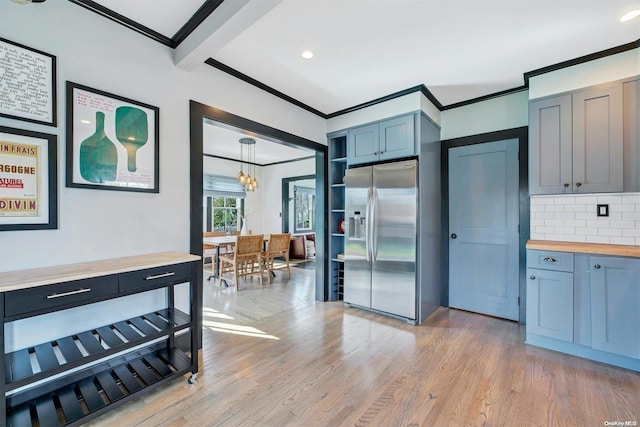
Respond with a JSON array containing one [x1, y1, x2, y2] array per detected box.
[[597, 204, 609, 217]]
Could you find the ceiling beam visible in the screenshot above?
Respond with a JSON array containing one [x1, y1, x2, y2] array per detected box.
[[173, 0, 282, 71]]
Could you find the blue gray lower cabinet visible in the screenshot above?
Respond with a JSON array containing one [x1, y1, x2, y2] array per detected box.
[[526, 249, 640, 372], [0, 252, 200, 426]]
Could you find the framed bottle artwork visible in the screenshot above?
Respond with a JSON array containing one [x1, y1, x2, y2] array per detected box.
[[65, 82, 159, 193]]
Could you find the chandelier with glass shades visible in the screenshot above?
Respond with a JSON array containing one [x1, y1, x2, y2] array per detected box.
[[237, 138, 258, 191]]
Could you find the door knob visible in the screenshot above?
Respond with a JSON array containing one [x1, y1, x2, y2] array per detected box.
[[450, 233, 457, 239]]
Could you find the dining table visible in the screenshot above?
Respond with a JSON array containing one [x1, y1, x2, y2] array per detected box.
[[203, 234, 289, 285]]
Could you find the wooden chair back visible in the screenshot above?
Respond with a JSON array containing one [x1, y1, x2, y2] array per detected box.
[[233, 234, 264, 261], [266, 233, 291, 258]]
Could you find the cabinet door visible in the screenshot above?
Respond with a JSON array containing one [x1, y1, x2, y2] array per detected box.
[[529, 95, 572, 195], [379, 115, 415, 161], [572, 84, 623, 193], [526, 268, 573, 342], [348, 124, 379, 165], [590, 256, 640, 359]]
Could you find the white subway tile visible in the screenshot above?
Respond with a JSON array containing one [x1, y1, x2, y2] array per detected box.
[[555, 196, 575, 205], [610, 236, 636, 245], [575, 227, 598, 236], [565, 204, 587, 212], [622, 212, 640, 221], [587, 219, 609, 228], [545, 204, 565, 212], [565, 219, 586, 228], [575, 212, 594, 220], [587, 235, 610, 244], [545, 234, 566, 241], [598, 195, 623, 204], [610, 220, 636, 229], [575, 195, 598, 205], [598, 228, 623, 237], [621, 195, 640, 204], [558, 212, 576, 220], [608, 212, 623, 220], [545, 219, 565, 227], [636, 237, 640, 246], [530, 219, 545, 226], [533, 197, 555, 205], [623, 228, 640, 237], [530, 204, 545, 212], [610, 204, 634, 212], [530, 232, 545, 240], [564, 235, 587, 243], [535, 212, 556, 220], [535, 226, 555, 234], [555, 226, 576, 235]]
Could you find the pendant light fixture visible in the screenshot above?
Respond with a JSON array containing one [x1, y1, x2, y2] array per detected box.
[[237, 138, 258, 192]]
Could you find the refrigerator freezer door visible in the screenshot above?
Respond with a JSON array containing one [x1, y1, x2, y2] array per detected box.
[[344, 166, 372, 309], [371, 160, 417, 319]]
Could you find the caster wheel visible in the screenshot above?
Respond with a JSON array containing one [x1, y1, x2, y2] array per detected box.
[[188, 374, 197, 384]]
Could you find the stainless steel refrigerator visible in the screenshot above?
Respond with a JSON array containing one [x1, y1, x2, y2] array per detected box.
[[343, 159, 417, 320]]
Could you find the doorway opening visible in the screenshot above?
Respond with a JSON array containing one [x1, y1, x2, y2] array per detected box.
[[189, 101, 328, 332]]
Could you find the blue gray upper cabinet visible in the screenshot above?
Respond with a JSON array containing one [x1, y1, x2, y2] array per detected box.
[[348, 115, 416, 166], [529, 83, 623, 195]]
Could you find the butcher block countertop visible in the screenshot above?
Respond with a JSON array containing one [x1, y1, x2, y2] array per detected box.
[[0, 252, 200, 292], [527, 240, 640, 258]]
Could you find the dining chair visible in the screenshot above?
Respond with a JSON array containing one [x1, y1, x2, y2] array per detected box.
[[203, 231, 226, 275], [263, 233, 291, 283], [218, 234, 264, 290]]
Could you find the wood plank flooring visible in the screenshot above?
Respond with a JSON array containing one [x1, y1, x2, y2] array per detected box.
[[88, 264, 640, 426]]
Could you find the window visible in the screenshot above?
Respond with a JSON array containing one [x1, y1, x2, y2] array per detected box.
[[294, 185, 315, 233], [211, 196, 240, 232], [203, 174, 245, 232]]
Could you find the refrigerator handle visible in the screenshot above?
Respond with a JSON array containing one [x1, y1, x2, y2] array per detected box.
[[371, 187, 379, 261], [365, 187, 372, 262]]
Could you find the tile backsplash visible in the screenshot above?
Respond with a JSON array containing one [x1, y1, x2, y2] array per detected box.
[[530, 193, 640, 245]]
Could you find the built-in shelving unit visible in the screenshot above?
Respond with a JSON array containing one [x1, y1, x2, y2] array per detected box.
[[0, 252, 200, 426], [328, 132, 347, 300]]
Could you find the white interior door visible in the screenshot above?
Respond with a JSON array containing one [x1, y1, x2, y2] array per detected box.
[[448, 139, 519, 321]]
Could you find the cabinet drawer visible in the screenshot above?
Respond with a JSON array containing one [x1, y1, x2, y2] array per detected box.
[[119, 263, 191, 293], [526, 250, 574, 272], [5, 275, 119, 318]]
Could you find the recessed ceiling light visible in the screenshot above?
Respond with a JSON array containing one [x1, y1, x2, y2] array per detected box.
[[620, 9, 640, 22], [301, 50, 314, 60]]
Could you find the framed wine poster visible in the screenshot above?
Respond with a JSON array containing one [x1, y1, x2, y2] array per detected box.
[[0, 38, 57, 126], [66, 82, 159, 193], [0, 126, 58, 231]]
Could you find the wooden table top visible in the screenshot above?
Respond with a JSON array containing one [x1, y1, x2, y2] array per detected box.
[[0, 252, 200, 292], [527, 240, 640, 258]]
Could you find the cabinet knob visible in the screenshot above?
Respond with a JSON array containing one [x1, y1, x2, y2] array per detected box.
[[530, 275, 536, 280], [380, 150, 384, 154], [594, 264, 601, 269], [450, 233, 457, 239], [576, 182, 582, 187], [563, 183, 570, 188]]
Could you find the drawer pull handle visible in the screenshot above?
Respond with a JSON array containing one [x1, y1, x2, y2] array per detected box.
[[543, 257, 557, 263], [46, 288, 91, 299], [145, 272, 176, 280]]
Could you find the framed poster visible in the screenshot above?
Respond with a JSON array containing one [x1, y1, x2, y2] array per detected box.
[[0, 38, 57, 126], [66, 82, 159, 193], [0, 126, 58, 231]]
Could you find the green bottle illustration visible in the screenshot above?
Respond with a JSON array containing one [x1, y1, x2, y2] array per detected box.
[[79, 111, 118, 183], [115, 106, 148, 172]]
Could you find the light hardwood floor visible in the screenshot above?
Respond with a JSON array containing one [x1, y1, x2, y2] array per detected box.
[[89, 263, 639, 426]]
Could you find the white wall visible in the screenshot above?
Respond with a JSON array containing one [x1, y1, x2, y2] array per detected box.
[[262, 158, 316, 233], [529, 48, 640, 100], [0, 0, 326, 273], [440, 90, 529, 140], [326, 92, 441, 134]]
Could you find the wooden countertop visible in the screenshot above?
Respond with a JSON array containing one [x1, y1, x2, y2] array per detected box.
[[527, 240, 640, 258], [0, 252, 200, 292]]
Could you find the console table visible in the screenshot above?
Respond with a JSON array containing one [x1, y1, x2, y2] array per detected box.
[[0, 252, 200, 426]]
